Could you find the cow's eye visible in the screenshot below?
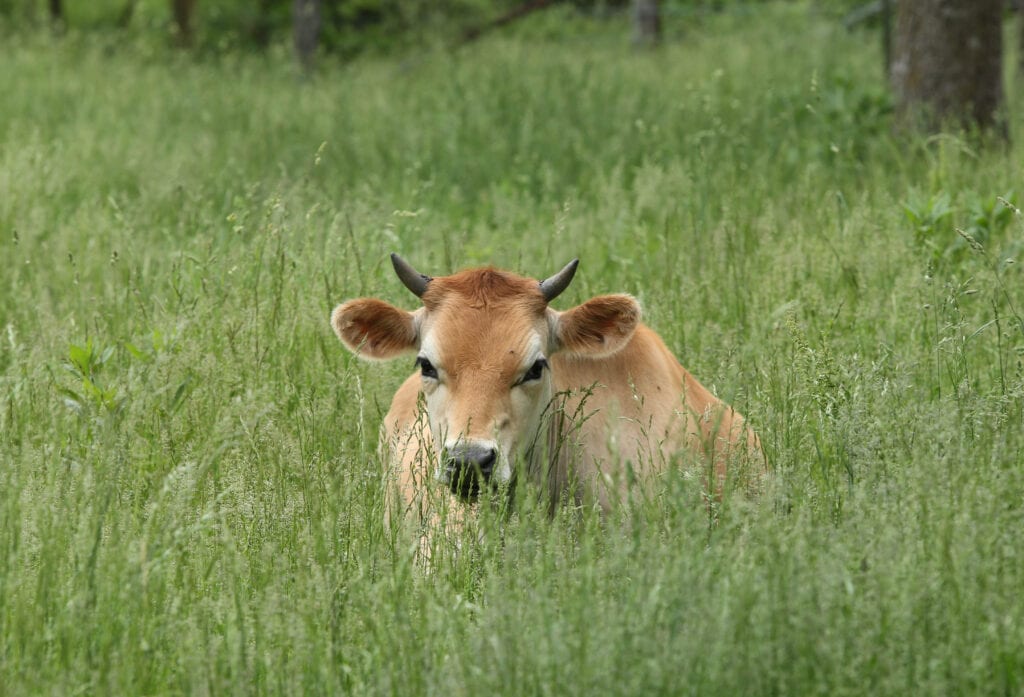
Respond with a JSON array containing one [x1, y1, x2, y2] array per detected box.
[[519, 358, 547, 384], [416, 357, 438, 380]]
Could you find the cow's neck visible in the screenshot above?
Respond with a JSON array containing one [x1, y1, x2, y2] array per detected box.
[[520, 393, 581, 512]]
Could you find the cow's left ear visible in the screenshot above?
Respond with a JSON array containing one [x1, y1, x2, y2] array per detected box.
[[331, 299, 420, 360], [550, 294, 641, 357]]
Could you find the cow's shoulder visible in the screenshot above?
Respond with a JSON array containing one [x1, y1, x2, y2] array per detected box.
[[383, 372, 425, 438], [550, 322, 683, 394]]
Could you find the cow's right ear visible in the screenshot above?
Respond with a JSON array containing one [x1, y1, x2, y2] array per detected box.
[[331, 299, 419, 360], [550, 294, 641, 357]]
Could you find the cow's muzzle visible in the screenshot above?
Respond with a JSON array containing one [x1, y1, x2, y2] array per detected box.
[[442, 443, 497, 499]]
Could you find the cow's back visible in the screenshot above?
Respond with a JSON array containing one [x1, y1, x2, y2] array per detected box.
[[548, 324, 762, 508]]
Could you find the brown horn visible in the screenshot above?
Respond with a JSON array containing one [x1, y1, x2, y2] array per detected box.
[[391, 253, 432, 298], [539, 258, 579, 303]]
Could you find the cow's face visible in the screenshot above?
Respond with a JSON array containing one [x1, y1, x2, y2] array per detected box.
[[332, 255, 640, 500]]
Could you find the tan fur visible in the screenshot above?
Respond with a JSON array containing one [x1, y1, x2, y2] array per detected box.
[[332, 263, 764, 556], [331, 299, 418, 360]]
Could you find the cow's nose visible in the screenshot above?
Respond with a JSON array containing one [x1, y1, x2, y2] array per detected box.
[[443, 444, 498, 498], [445, 444, 497, 479]]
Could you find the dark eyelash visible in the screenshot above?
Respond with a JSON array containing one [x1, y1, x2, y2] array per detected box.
[[415, 356, 439, 379]]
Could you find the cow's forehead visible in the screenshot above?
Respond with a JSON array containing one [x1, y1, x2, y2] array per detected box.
[[421, 266, 547, 312], [419, 267, 549, 374], [426, 302, 546, 368]]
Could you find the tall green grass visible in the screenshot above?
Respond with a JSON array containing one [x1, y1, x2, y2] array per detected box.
[[2, 5, 1023, 695]]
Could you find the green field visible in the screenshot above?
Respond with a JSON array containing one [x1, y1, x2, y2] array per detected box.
[[2, 5, 1024, 695]]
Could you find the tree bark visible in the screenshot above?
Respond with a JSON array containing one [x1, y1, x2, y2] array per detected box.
[[633, 0, 661, 46], [890, 0, 1005, 135], [171, 0, 196, 47], [117, 1, 137, 29], [294, 0, 322, 72], [881, 0, 892, 79], [1019, 3, 1024, 83]]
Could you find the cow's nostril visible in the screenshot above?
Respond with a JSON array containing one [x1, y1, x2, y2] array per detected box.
[[446, 444, 498, 483], [477, 448, 497, 477]]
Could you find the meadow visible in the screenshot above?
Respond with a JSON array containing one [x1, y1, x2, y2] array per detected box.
[[1, 4, 1023, 694]]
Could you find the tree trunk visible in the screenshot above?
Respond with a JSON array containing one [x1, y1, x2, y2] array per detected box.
[[117, 1, 137, 29], [881, 0, 892, 79], [294, 0, 322, 72], [49, 0, 63, 24], [1019, 4, 1024, 83], [171, 0, 196, 47], [890, 0, 1005, 135], [633, 0, 660, 46]]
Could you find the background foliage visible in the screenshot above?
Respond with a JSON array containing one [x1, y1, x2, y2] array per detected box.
[[1, 2, 1023, 695], [0, 0, 876, 56]]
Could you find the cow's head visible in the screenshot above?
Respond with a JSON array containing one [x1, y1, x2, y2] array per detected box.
[[332, 254, 640, 500]]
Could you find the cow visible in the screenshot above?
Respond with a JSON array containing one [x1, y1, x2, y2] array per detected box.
[[331, 254, 764, 552]]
